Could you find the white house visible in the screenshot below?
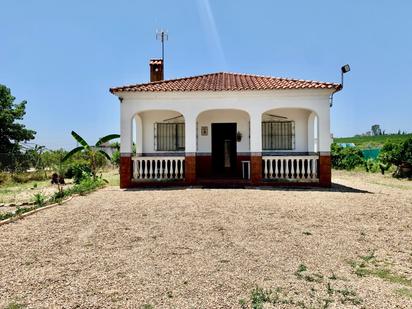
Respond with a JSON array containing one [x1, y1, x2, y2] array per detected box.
[[110, 59, 341, 188]]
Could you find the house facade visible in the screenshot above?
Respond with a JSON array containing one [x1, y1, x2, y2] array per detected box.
[[110, 59, 341, 188]]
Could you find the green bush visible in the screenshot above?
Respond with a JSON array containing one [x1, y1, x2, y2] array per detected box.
[[364, 159, 380, 173], [33, 193, 46, 207], [0, 172, 11, 185], [9, 171, 48, 184], [379, 137, 412, 177], [65, 163, 92, 184], [67, 176, 105, 196], [331, 143, 364, 170], [111, 149, 120, 167]]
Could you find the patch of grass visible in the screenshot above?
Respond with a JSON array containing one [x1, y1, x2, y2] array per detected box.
[[4, 302, 25, 309], [0, 179, 50, 203], [302, 231, 312, 235], [294, 263, 308, 278], [0, 177, 105, 223], [0, 211, 15, 221], [244, 261, 365, 309], [294, 264, 323, 283], [250, 286, 273, 309], [101, 169, 120, 186], [328, 273, 337, 280], [246, 281, 362, 309], [336, 287, 363, 305], [372, 268, 412, 286], [350, 252, 412, 290], [140, 305, 153, 309], [360, 250, 376, 262], [396, 287, 412, 299]]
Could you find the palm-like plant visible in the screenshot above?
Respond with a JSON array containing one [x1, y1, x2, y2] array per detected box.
[[62, 131, 120, 178]]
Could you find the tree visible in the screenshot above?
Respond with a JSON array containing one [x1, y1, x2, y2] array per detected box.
[[0, 84, 36, 170], [379, 137, 412, 177], [371, 124, 381, 136], [62, 131, 120, 178], [331, 143, 364, 170]]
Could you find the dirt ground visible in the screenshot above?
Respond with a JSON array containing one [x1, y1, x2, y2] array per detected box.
[[0, 171, 411, 308]]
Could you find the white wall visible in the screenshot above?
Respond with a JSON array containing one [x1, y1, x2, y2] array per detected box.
[[118, 89, 333, 154], [262, 108, 311, 152], [197, 109, 250, 153], [138, 110, 183, 154]]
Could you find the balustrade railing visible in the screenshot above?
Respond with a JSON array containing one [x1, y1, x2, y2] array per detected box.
[[262, 155, 319, 181], [132, 157, 185, 180]]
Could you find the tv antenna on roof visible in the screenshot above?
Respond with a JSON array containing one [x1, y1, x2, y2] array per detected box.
[[156, 29, 168, 61]]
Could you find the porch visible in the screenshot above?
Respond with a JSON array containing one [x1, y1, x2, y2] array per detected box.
[[120, 106, 330, 188], [129, 154, 320, 187]]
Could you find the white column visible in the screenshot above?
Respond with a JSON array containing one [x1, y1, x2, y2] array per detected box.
[[120, 103, 133, 154], [317, 108, 331, 154], [184, 112, 197, 154], [134, 114, 143, 156], [307, 112, 316, 153], [249, 111, 262, 154]]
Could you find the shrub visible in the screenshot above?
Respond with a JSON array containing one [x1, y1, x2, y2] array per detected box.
[[0, 172, 11, 185], [51, 188, 67, 203], [111, 149, 120, 167], [9, 171, 48, 184], [67, 176, 105, 196], [33, 192, 46, 207], [331, 143, 364, 170], [379, 137, 412, 177], [379, 142, 401, 166], [364, 159, 380, 173], [65, 163, 92, 184]]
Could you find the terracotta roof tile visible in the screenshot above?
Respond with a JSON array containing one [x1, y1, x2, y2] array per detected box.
[[110, 72, 341, 93]]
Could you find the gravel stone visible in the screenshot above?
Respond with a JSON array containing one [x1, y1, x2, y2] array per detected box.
[[0, 171, 411, 308]]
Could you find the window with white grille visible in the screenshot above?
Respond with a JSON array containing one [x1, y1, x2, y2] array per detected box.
[[155, 123, 185, 151], [262, 121, 295, 150]]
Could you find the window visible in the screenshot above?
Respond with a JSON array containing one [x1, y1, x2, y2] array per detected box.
[[155, 123, 185, 151], [262, 121, 295, 150]]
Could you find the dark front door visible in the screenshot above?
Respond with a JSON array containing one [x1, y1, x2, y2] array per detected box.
[[211, 123, 237, 177]]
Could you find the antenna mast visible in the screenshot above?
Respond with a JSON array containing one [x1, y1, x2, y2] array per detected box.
[[156, 29, 168, 61]]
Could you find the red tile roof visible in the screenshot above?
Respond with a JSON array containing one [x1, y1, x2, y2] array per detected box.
[[110, 72, 341, 93]]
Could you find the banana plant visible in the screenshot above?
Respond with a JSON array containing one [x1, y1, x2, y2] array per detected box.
[[62, 131, 120, 178]]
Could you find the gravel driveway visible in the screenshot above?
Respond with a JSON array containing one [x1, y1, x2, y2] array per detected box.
[[1, 171, 411, 308]]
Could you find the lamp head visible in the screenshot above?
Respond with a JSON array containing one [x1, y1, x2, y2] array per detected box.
[[341, 64, 351, 74]]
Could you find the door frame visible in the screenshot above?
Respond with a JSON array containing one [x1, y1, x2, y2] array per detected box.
[[211, 122, 237, 177]]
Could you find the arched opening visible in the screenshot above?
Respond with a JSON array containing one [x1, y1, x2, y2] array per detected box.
[[132, 110, 185, 156], [262, 108, 319, 154], [131, 110, 185, 181], [196, 109, 250, 178], [261, 108, 319, 181]]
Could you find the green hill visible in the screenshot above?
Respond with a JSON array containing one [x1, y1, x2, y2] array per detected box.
[[334, 134, 412, 149]]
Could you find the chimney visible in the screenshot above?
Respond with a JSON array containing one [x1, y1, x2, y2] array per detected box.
[[149, 59, 164, 82]]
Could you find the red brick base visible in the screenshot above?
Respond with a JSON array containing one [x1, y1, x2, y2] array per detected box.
[[250, 154, 262, 185], [119, 153, 331, 188], [185, 155, 196, 184], [319, 155, 332, 187], [120, 155, 132, 189]]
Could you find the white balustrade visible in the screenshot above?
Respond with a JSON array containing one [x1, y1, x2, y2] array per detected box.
[[132, 157, 185, 180], [262, 155, 319, 181]]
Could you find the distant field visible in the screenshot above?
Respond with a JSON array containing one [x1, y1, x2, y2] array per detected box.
[[334, 133, 412, 149]]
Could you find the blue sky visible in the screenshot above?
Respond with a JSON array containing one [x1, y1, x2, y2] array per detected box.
[[1, 0, 411, 149]]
